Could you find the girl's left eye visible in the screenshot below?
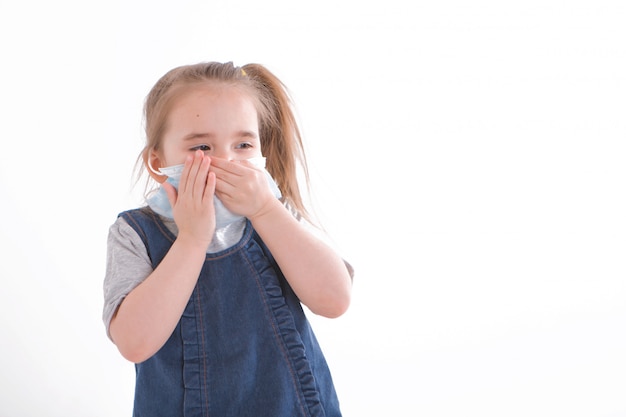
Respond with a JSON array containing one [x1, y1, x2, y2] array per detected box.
[[236, 142, 253, 149], [191, 144, 210, 151]]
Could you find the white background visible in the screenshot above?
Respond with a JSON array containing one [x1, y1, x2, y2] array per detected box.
[[1, 1, 625, 416]]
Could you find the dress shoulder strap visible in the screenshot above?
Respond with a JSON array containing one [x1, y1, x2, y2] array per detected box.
[[118, 207, 174, 268]]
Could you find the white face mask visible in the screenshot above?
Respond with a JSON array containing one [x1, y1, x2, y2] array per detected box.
[[147, 157, 282, 229]]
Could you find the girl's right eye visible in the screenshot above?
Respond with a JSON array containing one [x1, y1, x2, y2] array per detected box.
[[190, 144, 210, 152]]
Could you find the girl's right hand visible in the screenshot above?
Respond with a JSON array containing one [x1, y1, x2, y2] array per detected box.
[[163, 150, 216, 249]]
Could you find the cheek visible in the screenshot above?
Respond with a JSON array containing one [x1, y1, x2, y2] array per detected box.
[[159, 143, 185, 167]]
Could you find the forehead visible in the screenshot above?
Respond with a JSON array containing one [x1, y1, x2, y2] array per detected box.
[[170, 81, 258, 111], [165, 83, 260, 136]]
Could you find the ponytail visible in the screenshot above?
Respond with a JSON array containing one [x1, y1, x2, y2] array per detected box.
[[242, 63, 312, 222]]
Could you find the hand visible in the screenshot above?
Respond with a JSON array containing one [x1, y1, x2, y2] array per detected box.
[[163, 150, 216, 248], [209, 157, 275, 220]]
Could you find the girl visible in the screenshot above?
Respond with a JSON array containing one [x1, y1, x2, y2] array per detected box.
[[103, 61, 353, 417]]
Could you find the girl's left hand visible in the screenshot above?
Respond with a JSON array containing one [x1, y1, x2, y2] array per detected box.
[[210, 157, 275, 219]]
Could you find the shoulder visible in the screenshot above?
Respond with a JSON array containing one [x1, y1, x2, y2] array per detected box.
[[115, 206, 166, 246], [107, 214, 148, 255], [118, 206, 155, 229], [106, 213, 153, 279]]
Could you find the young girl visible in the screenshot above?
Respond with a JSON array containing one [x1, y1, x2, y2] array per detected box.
[[103, 61, 353, 417]]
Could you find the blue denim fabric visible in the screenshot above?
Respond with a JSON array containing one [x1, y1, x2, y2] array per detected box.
[[120, 207, 342, 417]]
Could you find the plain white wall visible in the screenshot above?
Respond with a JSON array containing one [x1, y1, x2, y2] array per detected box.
[[1, 1, 625, 416]]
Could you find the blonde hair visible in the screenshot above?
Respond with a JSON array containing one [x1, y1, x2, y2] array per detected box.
[[138, 61, 311, 221]]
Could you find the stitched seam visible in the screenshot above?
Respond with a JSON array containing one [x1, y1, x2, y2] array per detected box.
[[195, 289, 210, 417]]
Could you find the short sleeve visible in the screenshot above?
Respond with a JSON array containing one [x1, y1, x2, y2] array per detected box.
[[102, 216, 154, 340]]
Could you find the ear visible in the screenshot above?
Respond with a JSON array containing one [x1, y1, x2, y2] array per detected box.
[[145, 149, 167, 184]]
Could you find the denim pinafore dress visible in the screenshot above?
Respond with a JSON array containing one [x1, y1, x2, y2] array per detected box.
[[120, 207, 342, 417]]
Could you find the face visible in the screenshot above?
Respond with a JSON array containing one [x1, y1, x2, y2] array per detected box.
[[150, 84, 261, 178]]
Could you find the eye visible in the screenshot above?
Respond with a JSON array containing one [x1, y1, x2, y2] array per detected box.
[[236, 142, 253, 150], [190, 144, 210, 152]]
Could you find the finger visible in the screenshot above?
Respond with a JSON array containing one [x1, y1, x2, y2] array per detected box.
[[213, 174, 234, 200], [178, 154, 194, 194], [202, 171, 217, 205], [192, 155, 211, 200], [210, 160, 248, 190], [210, 157, 247, 176], [212, 164, 241, 192], [182, 150, 204, 196]]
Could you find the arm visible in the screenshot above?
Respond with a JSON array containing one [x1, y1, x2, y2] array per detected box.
[[211, 158, 352, 318], [110, 152, 216, 363], [250, 198, 352, 318], [110, 237, 209, 363]]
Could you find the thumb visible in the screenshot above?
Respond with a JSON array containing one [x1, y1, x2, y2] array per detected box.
[[162, 182, 178, 207]]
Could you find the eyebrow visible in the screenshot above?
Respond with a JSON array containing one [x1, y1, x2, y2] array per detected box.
[[182, 130, 258, 141]]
